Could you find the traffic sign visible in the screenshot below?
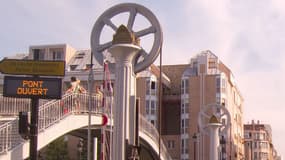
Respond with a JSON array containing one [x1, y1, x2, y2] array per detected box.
[[102, 114, 108, 126], [3, 76, 62, 99], [0, 59, 65, 76]]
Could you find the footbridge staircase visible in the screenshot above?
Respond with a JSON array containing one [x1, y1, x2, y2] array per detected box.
[[0, 93, 171, 160]]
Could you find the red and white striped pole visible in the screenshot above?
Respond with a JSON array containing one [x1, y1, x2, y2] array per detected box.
[[100, 61, 113, 160]]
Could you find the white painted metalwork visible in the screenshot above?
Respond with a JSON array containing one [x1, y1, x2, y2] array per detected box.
[[91, 3, 163, 160], [198, 103, 231, 160], [139, 114, 172, 160], [0, 93, 171, 160], [90, 3, 163, 73], [198, 103, 231, 135], [0, 93, 101, 155]]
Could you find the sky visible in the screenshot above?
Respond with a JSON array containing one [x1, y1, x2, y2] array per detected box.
[[1, 0, 285, 157]]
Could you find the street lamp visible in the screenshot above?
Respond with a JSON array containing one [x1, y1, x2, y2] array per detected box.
[[77, 138, 84, 160], [220, 136, 226, 160], [192, 133, 197, 160]]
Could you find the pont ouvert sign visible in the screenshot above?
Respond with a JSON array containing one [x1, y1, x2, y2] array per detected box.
[[3, 76, 62, 99]]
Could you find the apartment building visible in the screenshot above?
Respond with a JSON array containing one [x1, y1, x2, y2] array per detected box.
[[161, 50, 244, 160], [244, 120, 281, 160]]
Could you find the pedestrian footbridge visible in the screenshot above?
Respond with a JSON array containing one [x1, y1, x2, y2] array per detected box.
[[0, 93, 171, 160]]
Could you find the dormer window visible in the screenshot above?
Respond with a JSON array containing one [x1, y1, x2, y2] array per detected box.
[[70, 65, 78, 71], [75, 52, 85, 59]]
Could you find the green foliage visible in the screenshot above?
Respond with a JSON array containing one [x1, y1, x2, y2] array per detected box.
[[45, 136, 69, 160]]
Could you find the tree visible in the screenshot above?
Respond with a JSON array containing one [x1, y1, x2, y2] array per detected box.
[[45, 136, 69, 160]]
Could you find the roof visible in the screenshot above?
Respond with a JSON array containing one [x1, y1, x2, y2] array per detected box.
[[67, 49, 103, 71]]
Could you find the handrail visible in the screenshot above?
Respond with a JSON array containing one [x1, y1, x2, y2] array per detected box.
[[0, 94, 52, 116], [139, 114, 172, 159], [0, 93, 101, 155], [0, 93, 172, 159], [0, 120, 23, 154]]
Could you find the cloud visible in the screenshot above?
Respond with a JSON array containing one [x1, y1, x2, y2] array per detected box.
[[0, 0, 123, 56]]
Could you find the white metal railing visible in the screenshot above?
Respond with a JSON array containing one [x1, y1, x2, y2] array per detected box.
[[139, 115, 172, 159], [0, 93, 172, 159], [0, 94, 52, 116], [0, 93, 102, 155], [0, 120, 23, 154], [0, 95, 30, 116]]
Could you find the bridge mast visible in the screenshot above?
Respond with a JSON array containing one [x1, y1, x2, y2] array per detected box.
[[91, 3, 163, 159]]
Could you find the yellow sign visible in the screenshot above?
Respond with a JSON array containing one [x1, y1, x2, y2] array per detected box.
[[0, 59, 65, 76]]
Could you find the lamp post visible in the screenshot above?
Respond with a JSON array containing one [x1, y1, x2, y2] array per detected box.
[[108, 25, 141, 160], [208, 115, 221, 160], [192, 133, 197, 160], [198, 103, 231, 160], [77, 138, 84, 160], [220, 136, 226, 160]]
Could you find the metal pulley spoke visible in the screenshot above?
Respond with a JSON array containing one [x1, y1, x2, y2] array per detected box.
[[201, 112, 210, 119], [135, 26, 156, 37], [103, 18, 118, 31], [198, 103, 231, 135], [98, 41, 113, 52], [139, 49, 148, 58], [127, 8, 137, 29]]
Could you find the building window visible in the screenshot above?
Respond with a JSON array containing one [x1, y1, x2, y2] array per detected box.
[[151, 81, 156, 89], [221, 98, 226, 106], [181, 118, 189, 134], [254, 142, 257, 148], [185, 119, 189, 132], [150, 120, 155, 126], [150, 81, 156, 95], [70, 65, 78, 71], [221, 78, 226, 93], [181, 102, 185, 114], [33, 49, 45, 60], [85, 64, 92, 70], [181, 138, 189, 154], [181, 139, 184, 154], [146, 80, 150, 95], [181, 79, 189, 94], [185, 104, 189, 114], [167, 140, 175, 149], [208, 60, 216, 68], [147, 80, 156, 95], [254, 152, 258, 159], [146, 79, 156, 96], [181, 119, 184, 134], [150, 100, 156, 115], [52, 51, 62, 60], [145, 100, 150, 114]]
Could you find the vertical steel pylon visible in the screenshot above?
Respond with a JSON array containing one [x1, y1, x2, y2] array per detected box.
[[91, 3, 163, 160]]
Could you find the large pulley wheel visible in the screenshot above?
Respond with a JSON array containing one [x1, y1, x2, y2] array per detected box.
[[198, 103, 231, 135], [90, 3, 163, 73]]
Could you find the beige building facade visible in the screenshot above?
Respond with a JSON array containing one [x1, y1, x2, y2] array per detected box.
[[193, 51, 244, 160], [244, 120, 281, 160], [161, 51, 244, 160]]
